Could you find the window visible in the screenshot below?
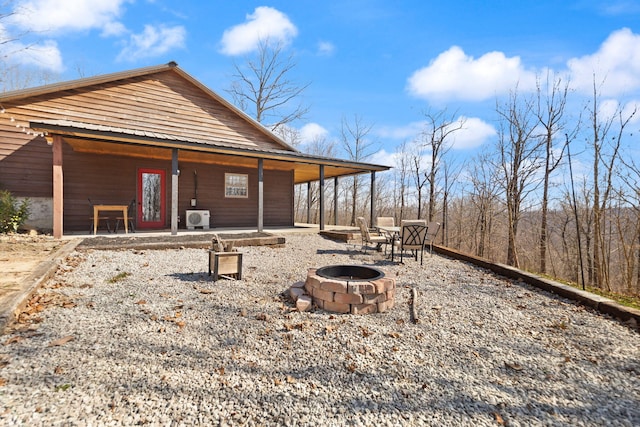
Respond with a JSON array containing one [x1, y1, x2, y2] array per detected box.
[[225, 173, 248, 198]]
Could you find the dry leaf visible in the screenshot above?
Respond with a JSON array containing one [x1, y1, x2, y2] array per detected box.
[[504, 361, 523, 371], [4, 336, 24, 345], [176, 321, 186, 329], [135, 300, 146, 305], [199, 289, 214, 294], [48, 335, 74, 347], [492, 412, 505, 425], [54, 366, 64, 374], [286, 376, 296, 384], [0, 378, 7, 387]]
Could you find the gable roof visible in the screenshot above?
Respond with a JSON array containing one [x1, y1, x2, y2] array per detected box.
[[0, 61, 298, 153]]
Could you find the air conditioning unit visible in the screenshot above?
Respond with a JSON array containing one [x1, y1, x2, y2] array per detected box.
[[186, 209, 210, 230]]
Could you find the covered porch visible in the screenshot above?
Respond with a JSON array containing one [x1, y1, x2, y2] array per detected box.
[[36, 121, 389, 239]]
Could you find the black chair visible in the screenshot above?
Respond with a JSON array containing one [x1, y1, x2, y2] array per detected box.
[[115, 199, 136, 233], [396, 224, 428, 265]]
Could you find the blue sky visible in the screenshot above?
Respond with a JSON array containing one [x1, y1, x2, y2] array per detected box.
[[3, 0, 640, 167]]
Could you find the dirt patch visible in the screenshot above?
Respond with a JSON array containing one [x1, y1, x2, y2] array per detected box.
[[0, 233, 64, 298]]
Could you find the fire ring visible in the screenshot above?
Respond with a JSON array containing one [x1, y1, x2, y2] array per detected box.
[[304, 265, 395, 314]]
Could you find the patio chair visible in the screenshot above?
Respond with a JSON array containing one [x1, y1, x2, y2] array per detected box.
[[395, 223, 428, 265], [88, 198, 111, 234], [115, 199, 136, 233], [425, 221, 441, 255], [376, 216, 395, 228], [357, 216, 389, 253]]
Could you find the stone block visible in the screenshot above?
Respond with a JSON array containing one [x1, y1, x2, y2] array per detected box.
[[320, 280, 348, 293], [378, 299, 395, 313], [289, 287, 306, 302], [386, 289, 395, 300], [348, 282, 376, 294], [334, 292, 363, 305], [305, 275, 322, 293], [312, 287, 334, 303], [351, 303, 378, 315], [362, 292, 386, 304], [296, 295, 312, 312], [323, 301, 351, 314], [291, 280, 305, 289], [371, 278, 387, 294]]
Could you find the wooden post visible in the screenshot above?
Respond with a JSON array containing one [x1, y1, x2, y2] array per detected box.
[[370, 171, 376, 225], [319, 165, 325, 231], [334, 176, 339, 225], [258, 158, 264, 232], [306, 181, 311, 224], [52, 135, 63, 239], [171, 149, 179, 235]]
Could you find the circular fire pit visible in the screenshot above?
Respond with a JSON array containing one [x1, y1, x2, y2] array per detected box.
[[304, 264, 395, 314]]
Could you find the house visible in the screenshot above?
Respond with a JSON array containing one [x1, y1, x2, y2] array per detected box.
[[0, 62, 390, 238]]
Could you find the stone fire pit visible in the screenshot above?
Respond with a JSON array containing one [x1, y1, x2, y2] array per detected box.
[[293, 265, 396, 314]]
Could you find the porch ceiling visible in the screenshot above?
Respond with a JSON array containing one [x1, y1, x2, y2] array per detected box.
[[62, 135, 385, 184]]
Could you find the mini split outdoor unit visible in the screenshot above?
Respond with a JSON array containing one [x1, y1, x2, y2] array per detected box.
[[186, 209, 210, 230]]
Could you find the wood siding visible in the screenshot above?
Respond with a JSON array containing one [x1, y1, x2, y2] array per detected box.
[[0, 70, 288, 152]]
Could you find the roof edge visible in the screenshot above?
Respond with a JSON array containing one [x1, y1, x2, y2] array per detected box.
[[0, 62, 178, 102]]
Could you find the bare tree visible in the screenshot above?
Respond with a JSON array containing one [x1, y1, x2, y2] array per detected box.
[[393, 141, 411, 223], [586, 76, 637, 290], [421, 110, 465, 222], [534, 72, 570, 273], [339, 115, 378, 225], [226, 39, 310, 132], [495, 88, 544, 267], [469, 150, 502, 258]]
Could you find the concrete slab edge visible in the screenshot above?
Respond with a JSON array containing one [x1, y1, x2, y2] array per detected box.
[[0, 238, 82, 333], [433, 244, 640, 327]]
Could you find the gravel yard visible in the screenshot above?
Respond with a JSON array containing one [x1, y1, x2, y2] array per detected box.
[[1, 233, 639, 426]]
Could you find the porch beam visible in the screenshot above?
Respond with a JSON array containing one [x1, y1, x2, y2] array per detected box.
[[171, 149, 178, 235], [306, 181, 311, 224], [258, 158, 264, 232], [52, 135, 63, 239]]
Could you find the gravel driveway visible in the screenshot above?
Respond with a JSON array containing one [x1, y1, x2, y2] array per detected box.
[[1, 233, 639, 426]]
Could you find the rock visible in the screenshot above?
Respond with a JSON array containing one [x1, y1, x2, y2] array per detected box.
[[296, 295, 312, 312]]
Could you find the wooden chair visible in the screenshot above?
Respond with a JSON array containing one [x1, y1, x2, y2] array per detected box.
[[395, 223, 428, 265], [356, 216, 388, 253], [88, 198, 111, 234], [115, 199, 136, 233], [425, 221, 441, 255]]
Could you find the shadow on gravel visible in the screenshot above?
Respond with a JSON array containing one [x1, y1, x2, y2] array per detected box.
[[165, 272, 211, 282]]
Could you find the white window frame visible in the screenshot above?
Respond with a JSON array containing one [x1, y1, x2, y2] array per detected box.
[[225, 173, 248, 198]]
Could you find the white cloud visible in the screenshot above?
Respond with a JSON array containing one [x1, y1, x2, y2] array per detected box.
[[219, 6, 297, 56], [11, 0, 128, 34], [0, 24, 63, 72], [117, 24, 186, 62], [11, 40, 63, 72], [299, 122, 329, 144], [317, 41, 335, 56], [370, 149, 394, 167], [376, 117, 495, 150], [377, 121, 426, 140], [567, 28, 640, 97], [450, 117, 497, 149], [407, 46, 538, 102]]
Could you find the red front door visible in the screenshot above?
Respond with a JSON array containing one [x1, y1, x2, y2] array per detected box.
[[137, 168, 166, 229]]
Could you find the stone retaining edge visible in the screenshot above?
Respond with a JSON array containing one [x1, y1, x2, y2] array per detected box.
[[432, 244, 640, 326], [0, 239, 82, 333]]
